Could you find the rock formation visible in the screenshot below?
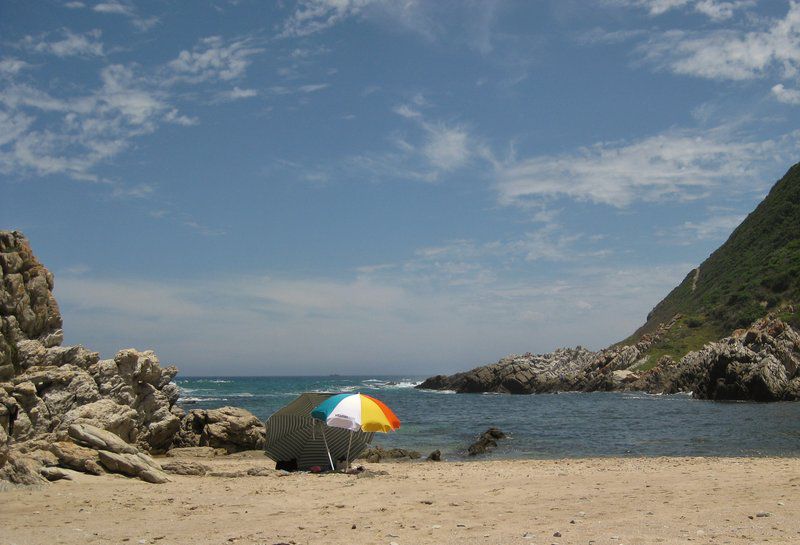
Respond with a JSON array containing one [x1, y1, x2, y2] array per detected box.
[[0, 230, 265, 485], [417, 315, 800, 401], [634, 317, 800, 401]]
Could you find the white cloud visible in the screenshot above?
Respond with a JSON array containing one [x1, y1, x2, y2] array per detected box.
[[298, 83, 329, 93], [637, 2, 800, 80], [0, 63, 172, 180], [772, 83, 800, 105], [614, 0, 755, 20], [421, 122, 470, 172], [0, 58, 30, 77], [93, 1, 134, 16], [392, 104, 421, 119], [166, 36, 264, 84], [21, 29, 104, 58], [64, 1, 86, 8], [216, 86, 258, 102], [279, 0, 377, 38], [494, 126, 800, 207]]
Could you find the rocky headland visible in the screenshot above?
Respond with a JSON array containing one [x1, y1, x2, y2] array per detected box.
[[417, 315, 800, 400], [0, 231, 265, 486]]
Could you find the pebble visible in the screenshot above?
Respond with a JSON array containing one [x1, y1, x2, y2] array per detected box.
[[431, 525, 441, 529], [523, 532, 535, 539], [756, 512, 771, 518], [389, 542, 399, 545], [553, 531, 562, 537]]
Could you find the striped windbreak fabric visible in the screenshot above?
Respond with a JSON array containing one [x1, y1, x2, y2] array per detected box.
[[264, 392, 373, 470]]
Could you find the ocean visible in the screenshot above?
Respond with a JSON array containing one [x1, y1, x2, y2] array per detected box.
[[177, 376, 800, 460]]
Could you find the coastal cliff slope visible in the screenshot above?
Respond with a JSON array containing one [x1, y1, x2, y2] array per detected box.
[[418, 162, 800, 399], [624, 160, 800, 364]]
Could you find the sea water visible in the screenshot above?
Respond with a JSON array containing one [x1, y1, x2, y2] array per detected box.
[[177, 376, 800, 460]]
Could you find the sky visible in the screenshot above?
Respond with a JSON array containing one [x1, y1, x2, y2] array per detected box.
[[1, 0, 799, 376]]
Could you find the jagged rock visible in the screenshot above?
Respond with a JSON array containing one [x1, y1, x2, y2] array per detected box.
[[68, 423, 138, 454], [161, 460, 209, 476], [468, 427, 506, 456], [670, 318, 800, 401], [174, 406, 266, 453]]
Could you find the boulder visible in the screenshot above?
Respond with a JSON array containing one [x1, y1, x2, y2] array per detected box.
[[97, 450, 169, 483], [426, 449, 442, 461], [166, 446, 227, 458], [174, 407, 266, 453], [161, 460, 209, 476], [468, 427, 506, 456], [68, 423, 138, 454]]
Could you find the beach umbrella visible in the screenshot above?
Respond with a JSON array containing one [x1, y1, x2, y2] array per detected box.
[[311, 393, 401, 469], [264, 392, 374, 471]]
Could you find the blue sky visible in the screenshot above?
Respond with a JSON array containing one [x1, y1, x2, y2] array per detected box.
[[2, 0, 799, 375]]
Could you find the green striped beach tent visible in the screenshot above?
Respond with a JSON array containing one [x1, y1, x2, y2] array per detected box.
[[264, 392, 374, 471]]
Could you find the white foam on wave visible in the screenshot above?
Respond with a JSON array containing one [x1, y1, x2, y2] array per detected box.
[[180, 397, 226, 403]]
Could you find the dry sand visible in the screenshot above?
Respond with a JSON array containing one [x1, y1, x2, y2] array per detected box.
[[2, 454, 799, 545]]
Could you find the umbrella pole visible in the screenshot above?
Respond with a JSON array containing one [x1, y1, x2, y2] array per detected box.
[[320, 423, 335, 471], [345, 431, 353, 471]]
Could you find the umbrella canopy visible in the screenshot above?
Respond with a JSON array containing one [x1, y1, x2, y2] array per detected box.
[[311, 392, 401, 433], [264, 392, 374, 470]]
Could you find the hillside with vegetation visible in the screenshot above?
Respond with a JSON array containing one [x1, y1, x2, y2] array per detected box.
[[623, 161, 800, 369]]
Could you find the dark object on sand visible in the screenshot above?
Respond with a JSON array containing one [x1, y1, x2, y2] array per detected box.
[[468, 427, 506, 456], [426, 449, 441, 461], [275, 459, 298, 472]]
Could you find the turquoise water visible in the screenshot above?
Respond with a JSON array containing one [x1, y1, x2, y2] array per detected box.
[[177, 376, 800, 460]]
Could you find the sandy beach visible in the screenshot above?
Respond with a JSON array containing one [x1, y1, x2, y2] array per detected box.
[[2, 454, 798, 545]]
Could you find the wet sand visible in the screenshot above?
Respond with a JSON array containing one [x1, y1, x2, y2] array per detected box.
[[2, 454, 799, 545]]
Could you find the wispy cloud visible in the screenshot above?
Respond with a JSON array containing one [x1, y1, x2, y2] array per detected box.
[[278, 0, 377, 38], [494, 125, 800, 208], [91, 0, 159, 30], [214, 86, 258, 102], [20, 28, 104, 58], [636, 2, 800, 80], [166, 36, 264, 84], [612, 0, 755, 20]]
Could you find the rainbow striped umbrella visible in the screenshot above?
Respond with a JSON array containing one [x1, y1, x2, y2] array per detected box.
[[311, 393, 400, 469]]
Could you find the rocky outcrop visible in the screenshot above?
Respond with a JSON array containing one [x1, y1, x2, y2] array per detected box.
[[172, 406, 266, 454], [417, 317, 682, 395], [418, 314, 800, 402], [635, 318, 800, 401], [0, 231, 187, 485]]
